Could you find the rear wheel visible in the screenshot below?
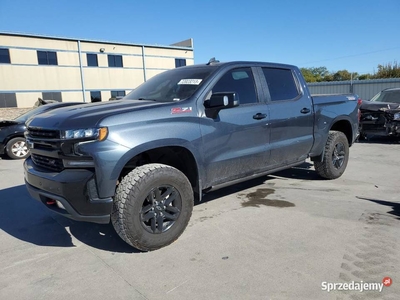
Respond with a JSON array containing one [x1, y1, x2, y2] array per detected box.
[[6, 137, 29, 159], [111, 163, 193, 251], [314, 131, 349, 179]]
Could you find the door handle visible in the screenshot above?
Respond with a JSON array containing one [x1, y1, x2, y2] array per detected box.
[[253, 113, 267, 120], [300, 108, 311, 114]]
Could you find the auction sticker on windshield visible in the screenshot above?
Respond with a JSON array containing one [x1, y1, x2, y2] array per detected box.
[[177, 79, 202, 85]]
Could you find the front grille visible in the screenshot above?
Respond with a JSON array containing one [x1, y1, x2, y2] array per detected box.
[[31, 154, 64, 172], [27, 128, 60, 139]]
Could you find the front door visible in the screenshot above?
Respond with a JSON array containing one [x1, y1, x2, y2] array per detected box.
[[200, 67, 270, 187]]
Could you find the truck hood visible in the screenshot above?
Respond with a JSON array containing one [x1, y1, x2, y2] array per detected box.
[[26, 100, 166, 129], [360, 101, 400, 112]]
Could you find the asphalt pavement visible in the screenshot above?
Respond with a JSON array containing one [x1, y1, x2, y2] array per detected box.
[[0, 139, 399, 300]]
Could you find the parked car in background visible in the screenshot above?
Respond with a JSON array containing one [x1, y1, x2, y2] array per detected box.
[[359, 88, 400, 139], [0, 102, 83, 159]]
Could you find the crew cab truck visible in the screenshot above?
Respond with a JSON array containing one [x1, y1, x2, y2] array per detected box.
[[24, 61, 359, 251]]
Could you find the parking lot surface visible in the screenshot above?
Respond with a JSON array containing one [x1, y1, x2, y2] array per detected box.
[[0, 139, 399, 300]]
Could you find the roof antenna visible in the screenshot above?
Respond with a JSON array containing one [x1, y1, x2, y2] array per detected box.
[[207, 57, 220, 65]]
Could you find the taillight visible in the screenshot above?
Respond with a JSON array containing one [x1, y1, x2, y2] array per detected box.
[[357, 98, 362, 121]]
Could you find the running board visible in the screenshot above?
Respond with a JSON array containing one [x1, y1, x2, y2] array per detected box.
[[205, 161, 305, 192]]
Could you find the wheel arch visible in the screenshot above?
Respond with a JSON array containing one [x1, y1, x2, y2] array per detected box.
[[4, 133, 25, 147], [311, 117, 353, 162], [111, 141, 203, 200], [330, 119, 353, 146]]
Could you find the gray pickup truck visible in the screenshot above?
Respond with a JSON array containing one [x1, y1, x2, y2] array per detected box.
[[24, 61, 359, 251]]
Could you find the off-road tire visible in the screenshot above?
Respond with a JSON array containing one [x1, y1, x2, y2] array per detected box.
[[314, 131, 349, 179], [6, 137, 29, 159], [111, 163, 193, 251]]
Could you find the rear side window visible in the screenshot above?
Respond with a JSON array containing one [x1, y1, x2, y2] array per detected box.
[[262, 68, 299, 101], [212, 67, 258, 105]]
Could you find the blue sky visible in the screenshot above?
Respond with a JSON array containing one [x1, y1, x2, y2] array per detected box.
[[0, 0, 399, 75]]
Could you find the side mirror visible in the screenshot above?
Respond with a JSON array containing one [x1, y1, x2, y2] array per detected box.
[[204, 92, 239, 118]]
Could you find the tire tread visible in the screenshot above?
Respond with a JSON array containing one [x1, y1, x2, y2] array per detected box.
[[314, 130, 349, 180], [111, 163, 193, 251]]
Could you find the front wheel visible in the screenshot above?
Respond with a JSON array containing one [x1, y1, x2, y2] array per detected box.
[[111, 163, 194, 251], [314, 131, 349, 179], [6, 137, 29, 159]]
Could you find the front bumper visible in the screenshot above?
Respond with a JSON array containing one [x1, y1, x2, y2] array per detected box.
[[24, 157, 112, 224]]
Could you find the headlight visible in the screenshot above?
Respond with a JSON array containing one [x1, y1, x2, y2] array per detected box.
[[61, 127, 108, 141], [393, 112, 400, 120]]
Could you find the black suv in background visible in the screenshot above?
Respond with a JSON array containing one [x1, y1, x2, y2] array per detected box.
[[0, 102, 83, 159], [359, 88, 400, 139]]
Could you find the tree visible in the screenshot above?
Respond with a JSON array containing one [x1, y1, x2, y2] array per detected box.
[[311, 67, 329, 81], [300, 67, 329, 82], [332, 70, 351, 81], [373, 61, 400, 78], [358, 73, 373, 80], [300, 68, 317, 82], [300, 61, 400, 83], [323, 74, 334, 82]]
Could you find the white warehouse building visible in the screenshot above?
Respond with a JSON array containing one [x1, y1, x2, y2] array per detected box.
[[0, 32, 194, 108]]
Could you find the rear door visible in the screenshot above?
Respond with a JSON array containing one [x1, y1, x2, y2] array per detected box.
[[200, 66, 270, 187], [258, 67, 314, 168]]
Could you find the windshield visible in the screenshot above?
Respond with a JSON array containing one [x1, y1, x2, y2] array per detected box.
[[14, 105, 52, 122], [370, 90, 400, 104], [124, 66, 217, 102]]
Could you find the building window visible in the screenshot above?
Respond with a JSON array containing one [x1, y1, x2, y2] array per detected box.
[[90, 91, 102, 102], [42, 92, 62, 102], [87, 53, 98, 67], [0, 93, 17, 108], [37, 51, 58, 65], [0, 48, 11, 64], [175, 58, 186, 68], [108, 55, 123, 67], [110, 90, 126, 99]]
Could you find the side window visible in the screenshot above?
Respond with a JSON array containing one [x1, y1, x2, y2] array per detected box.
[[108, 55, 123, 67], [0, 93, 17, 107], [175, 58, 186, 68], [0, 48, 11, 64], [37, 51, 58, 65], [87, 53, 98, 67], [42, 92, 62, 102], [90, 91, 102, 102], [262, 68, 300, 101], [110, 90, 126, 99], [212, 67, 258, 105]]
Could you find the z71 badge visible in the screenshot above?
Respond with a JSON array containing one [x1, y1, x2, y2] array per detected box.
[[171, 107, 193, 114]]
